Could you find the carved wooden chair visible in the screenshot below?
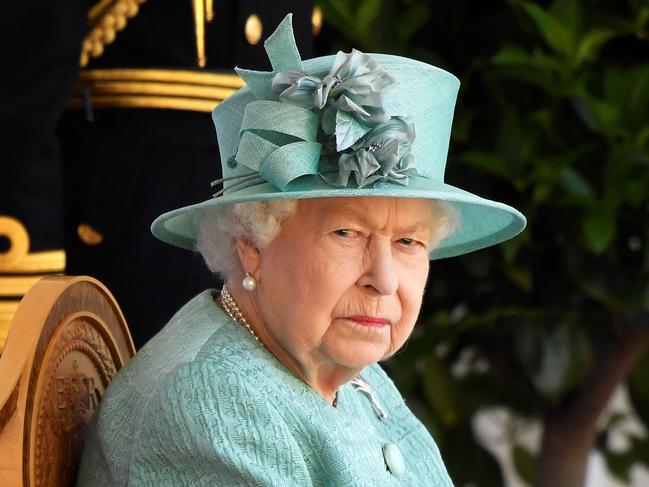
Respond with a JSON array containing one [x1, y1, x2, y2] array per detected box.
[[0, 276, 135, 486]]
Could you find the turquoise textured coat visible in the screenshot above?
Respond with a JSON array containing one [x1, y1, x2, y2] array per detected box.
[[76, 290, 454, 486]]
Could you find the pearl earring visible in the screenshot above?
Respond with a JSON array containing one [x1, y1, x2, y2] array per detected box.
[[242, 272, 257, 291]]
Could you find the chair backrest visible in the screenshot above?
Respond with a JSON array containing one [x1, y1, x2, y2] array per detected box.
[[0, 276, 135, 487]]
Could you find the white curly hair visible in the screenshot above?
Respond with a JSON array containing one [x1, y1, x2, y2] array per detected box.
[[196, 199, 459, 279]]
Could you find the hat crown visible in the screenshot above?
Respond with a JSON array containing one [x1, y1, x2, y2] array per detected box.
[[152, 16, 525, 260], [211, 14, 460, 196]]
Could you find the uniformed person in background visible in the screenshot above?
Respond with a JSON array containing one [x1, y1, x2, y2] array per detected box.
[[1, 0, 319, 349]]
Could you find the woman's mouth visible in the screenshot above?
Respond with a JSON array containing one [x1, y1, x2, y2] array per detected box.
[[346, 316, 391, 327]]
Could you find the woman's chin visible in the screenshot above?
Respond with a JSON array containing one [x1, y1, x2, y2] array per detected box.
[[321, 333, 391, 369]]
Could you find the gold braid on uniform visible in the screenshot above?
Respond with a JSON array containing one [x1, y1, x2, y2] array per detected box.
[[82, 0, 215, 69], [69, 68, 245, 113], [80, 0, 148, 67]]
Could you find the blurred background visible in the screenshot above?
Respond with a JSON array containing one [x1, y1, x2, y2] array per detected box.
[[315, 1, 649, 486], [1, 0, 648, 486]]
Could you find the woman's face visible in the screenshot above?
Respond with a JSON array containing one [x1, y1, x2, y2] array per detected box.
[[249, 197, 435, 372]]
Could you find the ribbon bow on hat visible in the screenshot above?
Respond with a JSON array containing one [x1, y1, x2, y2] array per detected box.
[[211, 14, 418, 196]]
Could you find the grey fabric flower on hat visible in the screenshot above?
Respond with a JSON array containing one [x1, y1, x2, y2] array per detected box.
[[270, 48, 416, 189], [272, 71, 331, 109], [271, 49, 395, 117], [335, 117, 417, 188], [325, 49, 396, 128]]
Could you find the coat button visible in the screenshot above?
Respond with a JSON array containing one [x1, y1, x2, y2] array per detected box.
[[244, 14, 263, 45], [383, 442, 405, 477], [77, 224, 104, 246]]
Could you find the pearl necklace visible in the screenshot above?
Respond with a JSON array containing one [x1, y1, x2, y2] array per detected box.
[[220, 286, 261, 343], [219, 286, 339, 407]]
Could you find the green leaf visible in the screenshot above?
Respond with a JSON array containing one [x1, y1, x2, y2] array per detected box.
[[590, 98, 619, 128], [356, 0, 382, 39], [335, 110, 370, 151], [634, 6, 649, 30], [512, 445, 537, 484], [421, 355, 458, 426], [318, 0, 356, 34], [549, 0, 582, 38], [458, 150, 510, 179], [444, 423, 505, 487], [450, 110, 475, 144], [492, 45, 532, 65], [604, 451, 633, 484], [601, 412, 627, 430], [570, 96, 597, 129], [492, 45, 563, 76], [583, 212, 616, 254], [628, 352, 649, 429], [558, 166, 594, 198], [532, 183, 553, 204], [394, 3, 431, 43], [625, 179, 649, 208], [629, 437, 649, 469], [516, 0, 574, 57], [501, 232, 527, 263], [611, 66, 649, 130], [637, 125, 649, 146], [571, 273, 626, 313], [575, 29, 616, 65], [504, 265, 532, 292]]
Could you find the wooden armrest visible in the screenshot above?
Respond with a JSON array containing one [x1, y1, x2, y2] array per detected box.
[[0, 276, 135, 487]]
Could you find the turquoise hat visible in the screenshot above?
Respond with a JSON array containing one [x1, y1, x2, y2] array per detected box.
[[151, 14, 526, 259]]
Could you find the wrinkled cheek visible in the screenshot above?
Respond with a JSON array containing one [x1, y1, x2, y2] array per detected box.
[[404, 274, 428, 314], [386, 318, 416, 358]]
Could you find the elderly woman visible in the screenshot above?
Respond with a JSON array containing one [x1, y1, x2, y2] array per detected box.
[[76, 15, 525, 487]]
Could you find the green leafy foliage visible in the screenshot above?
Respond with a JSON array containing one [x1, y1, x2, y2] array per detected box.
[[629, 352, 649, 427], [513, 444, 538, 484], [318, 0, 649, 485]]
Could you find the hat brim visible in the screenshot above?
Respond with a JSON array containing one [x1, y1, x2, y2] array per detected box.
[[151, 175, 526, 260]]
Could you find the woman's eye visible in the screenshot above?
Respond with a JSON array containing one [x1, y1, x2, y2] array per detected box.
[[397, 237, 424, 248]]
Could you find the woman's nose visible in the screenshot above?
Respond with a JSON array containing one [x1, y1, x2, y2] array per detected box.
[[358, 241, 399, 296]]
